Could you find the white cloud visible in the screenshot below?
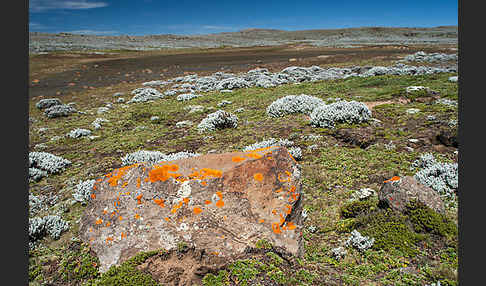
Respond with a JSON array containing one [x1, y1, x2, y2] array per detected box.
[[30, 0, 108, 12]]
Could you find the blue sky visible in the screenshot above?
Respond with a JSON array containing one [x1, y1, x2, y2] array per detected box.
[[29, 0, 458, 36]]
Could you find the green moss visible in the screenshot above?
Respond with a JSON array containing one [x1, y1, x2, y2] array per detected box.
[[202, 270, 230, 286], [58, 246, 100, 281], [227, 259, 263, 286], [85, 249, 161, 286], [265, 252, 284, 266], [355, 209, 426, 257], [255, 239, 273, 250], [405, 200, 458, 240], [29, 260, 44, 283], [340, 199, 377, 218], [336, 218, 358, 233]]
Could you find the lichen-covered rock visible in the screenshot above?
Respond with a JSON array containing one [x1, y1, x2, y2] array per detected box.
[[197, 110, 238, 132], [36, 98, 62, 109], [79, 146, 303, 272], [378, 176, 445, 214]]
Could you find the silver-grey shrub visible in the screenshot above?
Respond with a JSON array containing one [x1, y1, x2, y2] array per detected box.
[[412, 153, 458, 197], [266, 94, 325, 117], [29, 167, 48, 182], [29, 152, 71, 179], [176, 93, 203, 101], [127, 87, 164, 103], [73, 179, 96, 204], [36, 98, 62, 109], [310, 100, 372, 128], [288, 146, 303, 161], [92, 118, 109, 129], [67, 128, 92, 138], [121, 150, 200, 166], [197, 110, 238, 132], [345, 229, 374, 252], [243, 138, 294, 152], [44, 104, 77, 118], [29, 215, 69, 248]]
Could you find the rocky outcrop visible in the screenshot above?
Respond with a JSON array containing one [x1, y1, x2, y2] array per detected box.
[[79, 146, 304, 272], [378, 176, 445, 214]]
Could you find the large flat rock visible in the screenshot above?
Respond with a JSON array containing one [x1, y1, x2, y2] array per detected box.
[[79, 146, 304, 272]]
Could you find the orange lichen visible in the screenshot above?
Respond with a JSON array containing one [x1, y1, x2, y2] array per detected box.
[[148, 164, 182, 182], [216, 200, 225, 208], [95, 218, 103, 225], [136, 194, 143, 204], [253, 173, 263, 182], [93, 185, 97, 190], [134, 214, 141, 219], [187, 168, 223, 181], [153, 198, 165, 208], [259, 219, 265, 223], [89, 227, 93, 233], [216, 191, 223, 199], [223, 215, 227, 220], [171, 201, 184, 214], [267, 156, 273, 160], [121, 181, 128, 188], [232, 156, 246, 163], [183, 197, 190, 205], [107, 165, 137, 187], [289, 185, 296, 193], [275, 187, 283, 193], [137, 178, 141, 188], [285, 204, 292, 215], [384, 176, 401, 183], [200, 181, 207, 186], [105, 237, 113, 244], [91, 193, 96, 199], [245, 152, 262, 159], [272, 222, 282, 234], [204, 200, 212, 205], [193, 207, 203, 215], [272, 209, 277, 215], [164, 217, 170, 222], [286, 222, 297, 230], [121, 232, 127, 239], [211, 252, 219, 255], [106, 222, 111, 227], [103, 210, 108, 215]]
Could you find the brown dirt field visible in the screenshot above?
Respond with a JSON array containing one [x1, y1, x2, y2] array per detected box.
[[28, 44, 455, 99]]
